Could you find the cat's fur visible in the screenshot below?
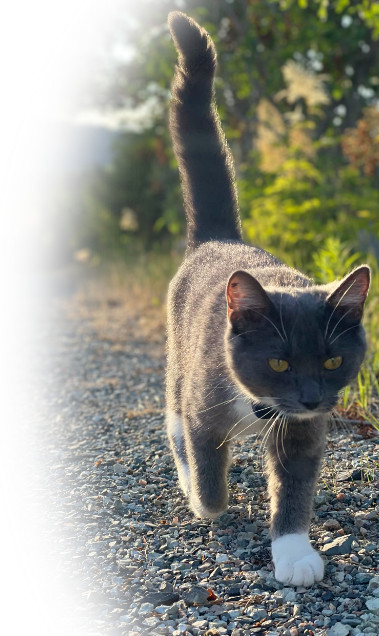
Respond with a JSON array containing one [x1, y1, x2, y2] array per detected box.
[[166, 11, 370, 586]]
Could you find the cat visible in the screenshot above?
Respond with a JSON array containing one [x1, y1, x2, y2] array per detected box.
[[166, 11, 370, 587]]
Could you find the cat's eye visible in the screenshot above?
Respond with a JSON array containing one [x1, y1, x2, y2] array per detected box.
[[268, 358, 289, 373], [323, 356, 343, 370]]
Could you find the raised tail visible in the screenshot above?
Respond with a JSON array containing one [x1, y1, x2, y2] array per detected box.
[[168, 12, 242, 251]]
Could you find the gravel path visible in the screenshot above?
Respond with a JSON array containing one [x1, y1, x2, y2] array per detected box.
[[20, 273, 379, 636]]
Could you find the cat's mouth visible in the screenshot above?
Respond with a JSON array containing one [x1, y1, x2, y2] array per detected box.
[[288, 409, 324, 420]]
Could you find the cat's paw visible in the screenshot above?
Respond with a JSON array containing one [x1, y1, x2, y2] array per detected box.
[[272, 533, 324, 587], [189, 492, 225, 520], [274, 551, 324, 587]]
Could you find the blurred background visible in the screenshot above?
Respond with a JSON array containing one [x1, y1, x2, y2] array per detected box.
[[29, 0, 379, 261]]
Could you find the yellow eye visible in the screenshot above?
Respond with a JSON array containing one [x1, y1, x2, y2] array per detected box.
[[268, 358, 289, 373], [324, 356, 343, 370]]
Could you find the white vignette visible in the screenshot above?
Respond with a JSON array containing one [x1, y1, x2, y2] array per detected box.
[[1, 2, 141, 634]]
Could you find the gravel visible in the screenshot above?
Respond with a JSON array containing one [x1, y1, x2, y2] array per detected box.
[[19, 275, 379, 636]]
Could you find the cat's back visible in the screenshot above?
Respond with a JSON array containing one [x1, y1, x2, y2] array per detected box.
[[169, 240, 308, 314]]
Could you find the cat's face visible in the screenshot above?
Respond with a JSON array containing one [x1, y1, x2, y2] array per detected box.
[[225, 266, 370, 419]]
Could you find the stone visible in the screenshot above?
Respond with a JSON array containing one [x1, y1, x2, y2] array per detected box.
[[165, 602, 181, 616], [183, 586, 210, 605], [192, 620, 209, 629], [142, 591, 180, 607], [337, 469, 371, 482], [315, 493, 329, 505], [138, 602, 154, 615], [324, 518, 341, 530], [227, 610, 240, 620], [368, 576, 379, 591], [364, 543, 376, 552], [355, 573, 372, 584], [282, 587, 297, 602], [245, 607, 267, 621], [365, 597, 379, 614], [320, 534, 356, 556], [326, 623, 350, 636]]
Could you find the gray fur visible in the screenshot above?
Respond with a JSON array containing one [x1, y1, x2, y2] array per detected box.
[[166, 13, 370, 544]]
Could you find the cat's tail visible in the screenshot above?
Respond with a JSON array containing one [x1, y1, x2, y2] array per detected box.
[[168, 12, 241, 251]]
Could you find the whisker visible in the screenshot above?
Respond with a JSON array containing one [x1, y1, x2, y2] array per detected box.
[[196, 393, 241, 414], [250, 310, 286, 343], [217, 410, 255, 447], [229, 329, 259, 341], [279, 293, 288, 343], [276, 417, 289, 473], [331, 409, 353, 437], [259, 415, 280, 472], [216, 410, 262, 448], [258, 413, 279, 459], [324, 279, 356, 339], [328, 308, 353, 341], [329, 324, 358, 345], [281, 415, 288, 460]]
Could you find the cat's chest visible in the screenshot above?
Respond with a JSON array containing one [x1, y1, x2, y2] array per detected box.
[[229, 398, 268, 439]]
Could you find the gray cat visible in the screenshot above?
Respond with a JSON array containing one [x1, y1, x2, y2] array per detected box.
[[166, 11, 370, 587]]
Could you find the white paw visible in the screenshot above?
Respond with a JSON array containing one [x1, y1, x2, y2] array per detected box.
[[272, 533, 324, 587]]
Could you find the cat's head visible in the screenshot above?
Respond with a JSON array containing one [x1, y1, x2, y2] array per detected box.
[[225, 266, 370, 419]]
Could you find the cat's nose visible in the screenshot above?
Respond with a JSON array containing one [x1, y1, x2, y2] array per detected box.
[[300, 401, 320, 411]]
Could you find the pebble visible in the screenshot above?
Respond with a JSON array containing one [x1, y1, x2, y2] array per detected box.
[[368, 576, 379, 591], [246, 608, 267, 621], [320, 534, 356, 555], [365, 597, 379, 614], [324, 518, 341, 530], [138, 602, 154, 615], [326, 623, 351, 636], [183, 586, 209, 605]]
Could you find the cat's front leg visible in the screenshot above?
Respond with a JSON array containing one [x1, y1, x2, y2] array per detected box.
[[265, 418, 327, 587], [187, 427, 232, 520]]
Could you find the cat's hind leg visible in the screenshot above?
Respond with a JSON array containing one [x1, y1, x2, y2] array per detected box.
[[166, 410, 190, 496]]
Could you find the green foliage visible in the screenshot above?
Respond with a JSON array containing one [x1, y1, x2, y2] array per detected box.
[[311, 237, 361, 283], [274, 0, 379, 36]]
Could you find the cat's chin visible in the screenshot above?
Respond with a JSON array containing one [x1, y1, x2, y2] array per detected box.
[[287, 410, 324, 421]]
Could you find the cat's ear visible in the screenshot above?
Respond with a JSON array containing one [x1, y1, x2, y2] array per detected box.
[[326, 265, 370, 321], [226, 270, 272, 321]]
